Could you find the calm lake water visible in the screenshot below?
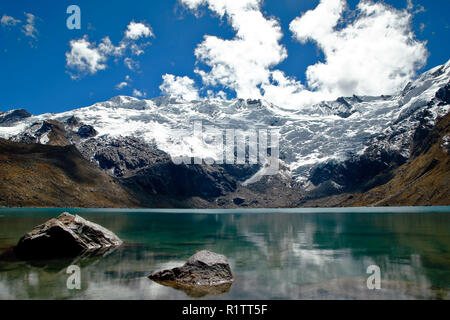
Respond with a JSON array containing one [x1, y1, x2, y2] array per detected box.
[[0, 207, 449, 300]]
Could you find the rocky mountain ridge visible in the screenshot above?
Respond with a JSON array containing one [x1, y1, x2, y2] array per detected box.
[[0, 60, 449, 207]]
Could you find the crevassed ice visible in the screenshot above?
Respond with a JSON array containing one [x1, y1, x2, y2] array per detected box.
[[0, 61, 449, 181]]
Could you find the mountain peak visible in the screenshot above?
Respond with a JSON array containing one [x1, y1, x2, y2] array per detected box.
[[0, 109, 32, 126], [0, 61, 449, 183], [108, 95, 140, 105]]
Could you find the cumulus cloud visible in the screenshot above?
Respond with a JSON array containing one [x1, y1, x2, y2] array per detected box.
[[115, 75, 143, 94], [116, 75, 132, 90], [181, 0, 287, 98], [132, 88, 146, 97], [66, 21, 154, 78], [97, 36, 126, 56], [406, 0, 413, 10], [66, 37, 108, 78], [130, 43, 145, 55], [125, 21, 154, 40], [116, 81, 129, 90], [260, 70, 326, 108], [180, 0, 428, 108], [289, 0, 428, 98], [1, 15, 21, 27], [124, 57, 139, 71], [159, 74, 200, 101], [206, 89, 227, 99], [23, 12, 38, 39], [1, 13, 40, 46], [406, 0, 425, 14]]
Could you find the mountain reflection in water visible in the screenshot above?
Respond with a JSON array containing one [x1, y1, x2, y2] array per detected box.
[[0, 208, 449, 300]]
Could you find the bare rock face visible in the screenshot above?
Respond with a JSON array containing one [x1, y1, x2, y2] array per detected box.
[[0, 109, 31, 126], [14, 212, 123, 259], [149, 250, 233, 297], [77, 125, 98, 138]]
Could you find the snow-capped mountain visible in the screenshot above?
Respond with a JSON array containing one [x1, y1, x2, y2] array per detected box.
[[1, 60, 449, 188]]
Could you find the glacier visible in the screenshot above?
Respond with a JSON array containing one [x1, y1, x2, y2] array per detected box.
[[1, 60, 449, 184]]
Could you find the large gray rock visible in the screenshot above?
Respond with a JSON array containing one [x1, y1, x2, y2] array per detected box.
[[15, 212, 122, 259], [149, 250, 233, 296]]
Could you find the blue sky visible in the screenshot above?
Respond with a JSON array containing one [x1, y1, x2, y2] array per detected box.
[[0, 0, 449, 114]]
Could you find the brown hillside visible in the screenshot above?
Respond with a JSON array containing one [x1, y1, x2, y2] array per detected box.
[[0, 138, 139, 208], [341, 113, 450, 206]]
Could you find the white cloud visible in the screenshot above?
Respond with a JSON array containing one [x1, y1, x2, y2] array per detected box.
[[181, 0, 206, 12], [130, 43, 145, 56], [116, 75, 132, 90], [1, 15, 21, 27], [124, 57, 139, 71], [406, 0, 425, 14], [132, 89, 146, 97], [181, 0, 428, 109], [159, 74, 200, 101], [406, 0, 414, 11], [290, 0, 344, 45], [23, 12, 38, 39], [420, 23, 425, 32], [66, 21, 154, 78], [181, 0, 287, 99], [125, 21, 154, 40], [207, 89, 227, 99], [289, 0, 428, 98], [116, 82, 129, 90], [261, 70, 328, 108], [97, 36, 126, 56], [66, 37, 108, 78], [1, 12, 40, 45]]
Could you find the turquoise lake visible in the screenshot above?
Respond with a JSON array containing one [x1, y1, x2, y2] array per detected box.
[[0, 207, 449, 300]]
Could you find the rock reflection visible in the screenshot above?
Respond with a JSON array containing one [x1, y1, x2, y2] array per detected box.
[[151, 280, 232, 298]]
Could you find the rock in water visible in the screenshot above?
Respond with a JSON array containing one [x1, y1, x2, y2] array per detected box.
[[149, 250, 233, 296], [14, 212, 122, 259]]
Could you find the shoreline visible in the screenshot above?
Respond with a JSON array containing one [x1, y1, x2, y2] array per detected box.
[[0, 206, 449, 215]]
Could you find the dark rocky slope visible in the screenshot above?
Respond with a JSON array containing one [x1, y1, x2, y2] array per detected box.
[[303, 112, 450, 207], [343, 112, 450, 206], [0, 135, 301, 208], [1, 78, 449, 208], [1, 108, 448, 208], [0, 109, 31, 126], [0, 138, 139, 208]]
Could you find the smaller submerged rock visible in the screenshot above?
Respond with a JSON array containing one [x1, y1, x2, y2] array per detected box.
[[14, 212, 122, 259], [149, 250, 233, 297]]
